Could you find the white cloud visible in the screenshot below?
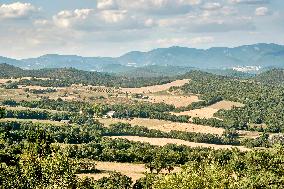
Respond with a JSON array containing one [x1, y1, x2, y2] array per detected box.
[[255, 7, 269, 16], [229, 0, 269, 4], [53, 9, 94, 28], [190, 36, 215, 44], [0, 2, 39, 19], [115, 0, 201, 15], [100, 10, 126, 23], [156, 36, 214, 46], [97, 0, 118, 10], [52, 8, 154, 31], [158, 12, 255, 33], [202, 2, 222, 11]]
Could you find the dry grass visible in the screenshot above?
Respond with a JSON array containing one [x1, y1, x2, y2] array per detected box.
[[0, 118, 67, 126], [109, 136, 249, 151], [1, 105, 67, 113], [238, 130, 260, 139], [208, 100, 244, 110], [120, 79, 190, 94], [0, 77, 50, 84], [77, 161, 181, 181], [174, 108, 219, 119], [99, 118, 225, 136], [173, 100, 244, 119], [144, 94, 200, 108]]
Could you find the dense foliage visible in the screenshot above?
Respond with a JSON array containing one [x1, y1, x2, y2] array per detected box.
[[0, 64, 173, 88], [153, 146, 284, 189], [177, 71, 284, 132]]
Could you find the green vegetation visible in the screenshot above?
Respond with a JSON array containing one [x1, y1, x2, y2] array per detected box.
[[106, 123, 240, 145], [153, 146, 284, 189], [0, 64, 173, 88], [2, 99, 190, 122], [1, 68, 284, 188], [254, 68, 284, 86], [177, 71, 284, 132], [1, 120, 283, 188]]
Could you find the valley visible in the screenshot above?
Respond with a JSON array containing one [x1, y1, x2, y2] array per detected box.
[[1, 64, 284, 188]]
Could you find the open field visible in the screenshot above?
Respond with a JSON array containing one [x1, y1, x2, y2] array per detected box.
[[109, 136, 249, 151], [0, 118, 67, 126], [238, 130, 260, 139], [0, 77, 50, 84], [173, 100, 244, 119], [78, 161, 181, 181], [144, 94, 200, 108], [78, 161, 146, 181], [208, 100, 244, 110], [1, 105, 67, 113], [99, 118, 225, 135], [120, 79, 190, 94], [174, 107, 219, 119]]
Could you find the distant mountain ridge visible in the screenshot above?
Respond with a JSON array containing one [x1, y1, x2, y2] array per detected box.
[[0, 43, 283, 72]]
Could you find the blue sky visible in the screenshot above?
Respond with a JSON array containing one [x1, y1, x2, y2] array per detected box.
[[0, 0, 283, 58]]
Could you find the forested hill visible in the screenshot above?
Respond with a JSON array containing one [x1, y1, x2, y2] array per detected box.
[[0, 64, 174, 87], [253, 69, 284, 85], [1, 43, 284, 71]]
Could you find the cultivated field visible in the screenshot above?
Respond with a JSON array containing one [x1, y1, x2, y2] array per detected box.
[[0, 118, 67, 126], [173, 100, 244, 119], [109, 136, 249, 151], [144, 94, 200, 108], [208, 100, 244, 110], [1, 105, 67, 113], [0, 77, 50, 84], [78, 161, 181, 181], [99, 118, 225, 135], [120, 79, 190, 94]]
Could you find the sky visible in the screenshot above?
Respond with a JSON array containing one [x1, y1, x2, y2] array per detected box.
[[0, 0, 283, 59]]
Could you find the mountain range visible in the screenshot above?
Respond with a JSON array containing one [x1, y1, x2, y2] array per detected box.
[[1, 43, 284, 74]]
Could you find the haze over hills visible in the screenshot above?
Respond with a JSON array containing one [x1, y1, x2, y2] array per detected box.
[[0, 43, 284, 73]]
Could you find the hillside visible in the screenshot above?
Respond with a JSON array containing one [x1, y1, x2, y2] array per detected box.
[[254, 69, 284, 85], [0, 64, 172, 88], [119, 65, 195, 77], [0, 43, 283, 72]]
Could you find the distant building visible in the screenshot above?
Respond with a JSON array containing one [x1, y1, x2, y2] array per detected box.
[[106, 111, 116, 118], [60, 120, 70, 124]]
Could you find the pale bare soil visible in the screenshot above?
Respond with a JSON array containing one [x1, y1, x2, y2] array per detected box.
[[208, 100, 244, 110], [144, 94, 200, 108], [173, 100, 244, 119], [78, 161, 181, 181], [1, 105, 67, 113], [99, 118, 225, 135], [0, 118, 67, 126], [120, 79, 190, 94], [238, 130, 260, 139], [109, 136, 249, 151], [174, 108, 219, 119], [0, 77, 50, 84]]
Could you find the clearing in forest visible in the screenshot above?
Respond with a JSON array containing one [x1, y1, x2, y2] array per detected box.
[[173, 100, 244, 119], [99, 118, 225, 135], [0, 118, 67, 126], [1, 105, 67, 113], [144, 94, 200, 108], [120, 79, 190, 94], [78, 161, 181, 181], [109, 136, 249, 151]]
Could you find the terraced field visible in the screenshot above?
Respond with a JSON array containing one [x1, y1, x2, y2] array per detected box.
[[144, 94, 200, 108], [120, 79, 190, 94], [99, 118, 225, 135], [173, 100, 244, 119], [78, 161, 181, 181], [108, 136, 249, 151]]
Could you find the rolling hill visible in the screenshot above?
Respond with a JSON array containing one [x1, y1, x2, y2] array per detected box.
[[0, 43, 283, 73]]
